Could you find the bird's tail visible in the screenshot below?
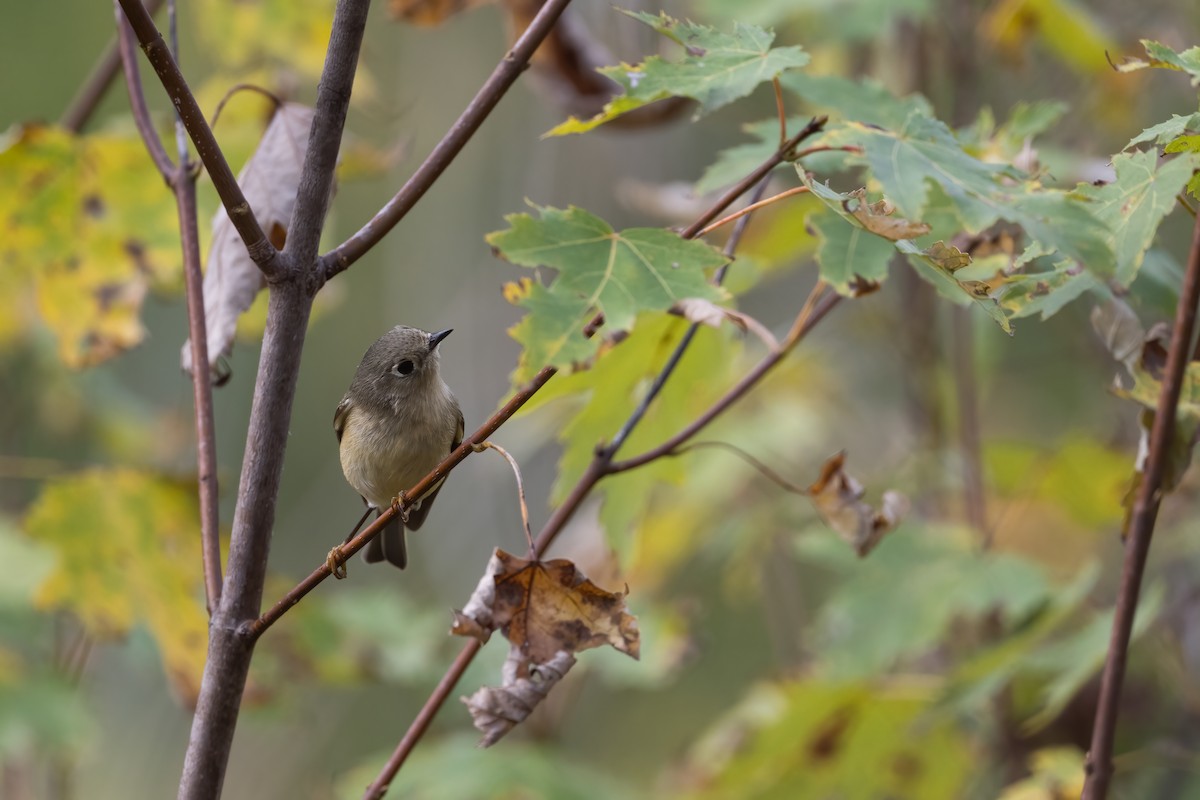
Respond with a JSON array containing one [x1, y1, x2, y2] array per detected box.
[[363, 513, 407, 569]]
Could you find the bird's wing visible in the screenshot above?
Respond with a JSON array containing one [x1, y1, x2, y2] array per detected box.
[[333, 395, 353, 443], [405, 399, 465, 532]]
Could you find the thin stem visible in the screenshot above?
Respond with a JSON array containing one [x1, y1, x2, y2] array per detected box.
[[476, 442, 536, 560], [696, 186, 810, 238], [61, 0, 167, 132], [367, 146, 834, 789], [772, 76, 787, 147], [951, 305, 989, 546], [609, 284, 838, 475], [1082, 203, 1200, 799], [669, 441, 809, 495], [115, 0, 281, 279], [114, 3, 174, 179], [321, 0, 576, 278], [680, 116, 827, 240], [177, 167, 223, 611]]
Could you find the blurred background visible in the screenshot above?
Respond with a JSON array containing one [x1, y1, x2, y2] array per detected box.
[[3, 0, 1200, 797]]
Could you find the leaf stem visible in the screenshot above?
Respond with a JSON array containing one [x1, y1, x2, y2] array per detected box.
[[476, 441, 536, 557], [696, 185, 810, 238], [1082, 187, 1200, 798]]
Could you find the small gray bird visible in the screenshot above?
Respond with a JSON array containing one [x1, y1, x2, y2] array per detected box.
[[334, 326, 465, 569]]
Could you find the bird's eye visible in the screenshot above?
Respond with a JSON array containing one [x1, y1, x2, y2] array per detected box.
[[393, 360, 415, 376]]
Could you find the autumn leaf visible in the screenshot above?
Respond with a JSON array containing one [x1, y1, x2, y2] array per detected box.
[[807, 452, 907, 557], [546, 12, 808, 136], [488, 204, 728, 381], [182, 103, 327, 379], [453, 548, 639, 745], [1113, 40, 1200, 85], [0, 125, 181, 365], [22, 469, 209, 706]]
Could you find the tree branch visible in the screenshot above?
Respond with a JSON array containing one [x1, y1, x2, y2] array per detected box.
[[1082, 200, 1200, 798], [176, 0, 371, 796], [115, 0, 282, 279], [360, 121, 833, 792], [320, 0, 575, 279], [115, 0, 222, 610], [61, 0, 166, 132], [114, 4, 174, 178]]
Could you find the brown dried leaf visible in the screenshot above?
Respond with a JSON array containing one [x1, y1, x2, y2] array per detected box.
[[181, 103, 330, 378], [387, 0, 490, 25], [844, 189, 931, 241], [808, 452, 908, 557], [461, 646, 576, 747]]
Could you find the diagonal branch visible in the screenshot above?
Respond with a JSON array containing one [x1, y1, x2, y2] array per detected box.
[[361, 120, 832, 796], [114, 3, 174, 178], [62, 0, 167, 132], [1082, 196, 1200, 799], [115, 0, 282, 279], [320, 0, 575, 279]]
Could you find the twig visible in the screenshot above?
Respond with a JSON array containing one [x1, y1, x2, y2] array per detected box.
[[1178, 193, 1197, 219], [680, 116, 826, 240], [114, 4, 174, 179], [211, 84, 284, 127], [696, 186, 810, 238], [772, 77, 787, 147], [115, 0, 282, 279], [365, 128, 834, 790], [792, 143, 862, 159], [609, 283, 838, 474], [1082, 197, 1200, 798], [245, 366, 558, 639], [951, 305, 989, 547], [668, 441, 809, 495], [474, 442, 536, 559], [61, 0, 167, 132], [321, 0, 576, 279], [116, 0, 222, 610]]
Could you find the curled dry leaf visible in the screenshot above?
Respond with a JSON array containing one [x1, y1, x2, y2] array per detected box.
[[461, 646, 576, 747], [843, 189, 931, 241], [807, 451, 908, 557], [182, 103, 329, 379], [452, 548, 639, 744], [671, 298, 780, 350]]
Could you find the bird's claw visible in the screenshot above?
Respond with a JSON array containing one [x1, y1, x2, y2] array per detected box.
[[390, 490, 411, 524], [326, 545, 348, 579]]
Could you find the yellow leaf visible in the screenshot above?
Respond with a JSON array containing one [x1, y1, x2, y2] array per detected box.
[[23, 469, 208, 705]]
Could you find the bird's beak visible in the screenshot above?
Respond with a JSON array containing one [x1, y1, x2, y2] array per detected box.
[[428, 328, 453, 351]]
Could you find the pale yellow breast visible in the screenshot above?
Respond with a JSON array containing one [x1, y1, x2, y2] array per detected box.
[[338, 406, 448, 510]]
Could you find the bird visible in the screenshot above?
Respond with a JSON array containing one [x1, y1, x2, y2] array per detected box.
[[333, 326, 464, 569]]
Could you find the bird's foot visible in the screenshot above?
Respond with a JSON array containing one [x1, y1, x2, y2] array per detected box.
[[390, 490, 411, 524], [326, 545, 349, 580]]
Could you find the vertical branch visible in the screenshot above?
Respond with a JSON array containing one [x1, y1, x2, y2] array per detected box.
[[1082, 208, 1200, 798], [176, 0, 372, 797], [951, 305, 988, 545]]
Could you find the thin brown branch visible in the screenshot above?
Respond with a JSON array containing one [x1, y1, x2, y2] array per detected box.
[[669, 441, 809, 495], [176, 168, 223, 610], [321, 0, 576, 279], [115, 0, 282, 279], [244, 366, 558, 639], [366, 152, 834, 789], [793, 143, 862, 159], [1082, 203, 1200, 799], [114, 4, 174, 179], [680, 116, 827, 240], [609, 283, 838, 475], [61, 0, 167, 132], [474, 441, 536, 556], [696, 186, 810, 238]]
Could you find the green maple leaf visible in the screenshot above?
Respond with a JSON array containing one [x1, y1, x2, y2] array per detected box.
[[488, 205, 728, 381], [1076, 150, 1200, 284], [547, 11, 808, 136], [780, 72, 932, 129], [1124, 112, 1200, 151], [998, 265, 1102, 321]]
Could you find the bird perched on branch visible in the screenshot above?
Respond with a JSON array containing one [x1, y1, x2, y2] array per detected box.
[[334, 325, 464, 569]]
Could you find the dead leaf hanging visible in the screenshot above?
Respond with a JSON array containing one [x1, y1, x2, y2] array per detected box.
[[808, 451, 908, 557]]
